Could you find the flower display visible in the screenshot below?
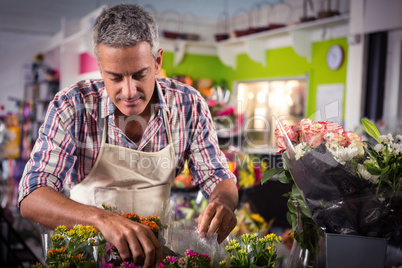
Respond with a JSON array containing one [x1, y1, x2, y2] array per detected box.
[[262, 117, 402, 253], [219, 233, 282, 267], [33, 204, 170, 268], [32, 202, 284, 268]]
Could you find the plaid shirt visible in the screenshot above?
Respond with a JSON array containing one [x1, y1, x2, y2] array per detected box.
[[18, 77, 235, 204]]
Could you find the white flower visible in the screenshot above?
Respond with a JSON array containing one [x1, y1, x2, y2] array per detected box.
[[350, 139, 365, 157], [357, 164, 380, 184], [396, 134, 402, 141], [379, 133, 394, 144], [374, 143, 386, 153], [330, 146, 359, 165], [295, 143, 308, 160], [390, 143, 401, 154]]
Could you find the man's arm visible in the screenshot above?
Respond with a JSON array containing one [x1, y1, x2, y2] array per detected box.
[[197, 178, 238, 243], [20, 187, 162, 267]]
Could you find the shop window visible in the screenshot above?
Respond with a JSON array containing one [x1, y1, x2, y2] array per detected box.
[[234, 77, 307, 152]]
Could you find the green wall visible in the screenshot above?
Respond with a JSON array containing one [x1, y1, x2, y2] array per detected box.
[[162, 37, 348, 118]]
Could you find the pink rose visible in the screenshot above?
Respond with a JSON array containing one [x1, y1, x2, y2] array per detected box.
[[299, 118, 314, 127], [275, 124, 299, 153], [301, 123, 326, 148], [325, 131, 348, 149], [325, 122, 344, 134], [318, 121, 333, 128], [275, 129, 287, 153], [345, 131, 362, 143], [287, 125, 299, 142], [298, 118, 314, 133]]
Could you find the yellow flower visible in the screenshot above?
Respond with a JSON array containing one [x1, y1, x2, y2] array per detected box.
[[238, 170, 255, 188], [239, 248, 248, 255], [260, 161, 269, 173], [250, 213, 267, 229], [227, 161, 236, 173]]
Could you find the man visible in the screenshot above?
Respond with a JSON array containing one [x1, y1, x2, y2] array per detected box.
[[18, 4, 238, 268]]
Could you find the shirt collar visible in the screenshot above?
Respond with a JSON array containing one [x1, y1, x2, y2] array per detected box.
[[155, 78, 169, 112], [100, 84, 114, 119]]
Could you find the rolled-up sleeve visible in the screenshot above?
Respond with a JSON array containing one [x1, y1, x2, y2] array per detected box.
[[18, 99, 77, 206]]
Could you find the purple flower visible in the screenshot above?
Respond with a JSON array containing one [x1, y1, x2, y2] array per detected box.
[[185, 249, 197, 258], [199, 253, 210, 260], [166, 256, 178, 263]]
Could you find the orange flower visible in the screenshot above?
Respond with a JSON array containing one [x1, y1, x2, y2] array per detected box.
[[141, 220, 160, 232], [47, 246, 66, 258], [72, 253, 85, 261], [123, 213, 140, 221]]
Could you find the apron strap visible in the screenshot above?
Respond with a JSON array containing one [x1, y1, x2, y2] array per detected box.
[[102, 117, 108, 145], [162, 109, 173, 145]]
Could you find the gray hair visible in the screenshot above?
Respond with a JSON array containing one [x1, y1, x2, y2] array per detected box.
[[92, 4, 159, 60]]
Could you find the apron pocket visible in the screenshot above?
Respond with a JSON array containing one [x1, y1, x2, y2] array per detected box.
[[94, 184, 172, 218]]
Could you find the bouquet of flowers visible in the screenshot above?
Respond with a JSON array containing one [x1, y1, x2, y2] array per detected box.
[[262, 117, 402, 252]]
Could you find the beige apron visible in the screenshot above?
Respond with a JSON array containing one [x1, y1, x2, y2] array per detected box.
[[70, 110, 176, 221]]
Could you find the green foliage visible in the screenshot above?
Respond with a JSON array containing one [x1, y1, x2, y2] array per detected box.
[[361, 118, 381, 143]]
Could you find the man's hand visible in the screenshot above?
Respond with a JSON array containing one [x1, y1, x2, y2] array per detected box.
[[20, 187, 162, 267], [96, 210, 162, 267], [197, 178, 238, 243]]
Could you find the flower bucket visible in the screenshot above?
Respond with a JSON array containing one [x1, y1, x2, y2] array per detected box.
[[326, 233, 388, 268], [41, 225, 100, 267]]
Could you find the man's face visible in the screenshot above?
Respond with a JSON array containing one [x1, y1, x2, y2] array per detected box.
[[98, 42, 163, 117]]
